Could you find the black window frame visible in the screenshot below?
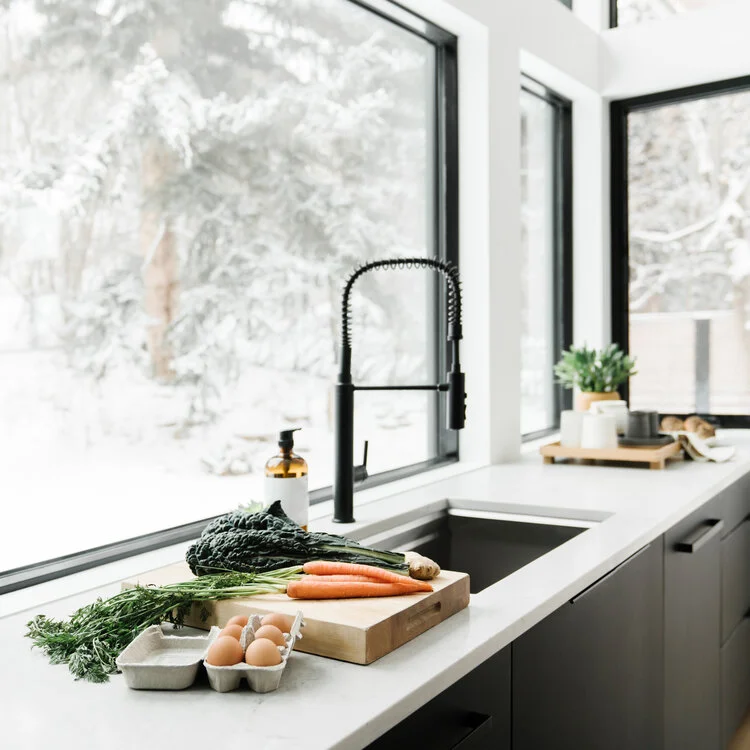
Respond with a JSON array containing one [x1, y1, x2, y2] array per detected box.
[[610, 74, 750, 426], [520, 76, 574, 442], [0, 0, 459, 595]]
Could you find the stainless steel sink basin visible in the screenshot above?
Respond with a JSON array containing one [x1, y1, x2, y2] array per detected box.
[[362, 508, 596, 594]]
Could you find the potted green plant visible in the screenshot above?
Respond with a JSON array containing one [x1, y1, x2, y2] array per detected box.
[[554, 344, 637, 412]]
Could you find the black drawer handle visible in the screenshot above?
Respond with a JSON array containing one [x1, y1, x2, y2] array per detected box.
[[675, 519, 724, 553], [571, 544, 651, 604], [451, 713, 493, 749]]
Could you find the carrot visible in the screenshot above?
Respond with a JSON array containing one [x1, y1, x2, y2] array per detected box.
[[302, 574, 428, 590], [302, 561, 433, 592], [303, 574, 391, 583], [287, 580, 424, 599]]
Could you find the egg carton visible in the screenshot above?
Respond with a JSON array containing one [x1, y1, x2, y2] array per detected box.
[[116, 626, 210, 690], [204, 612, 304, 693], [116, 611, 304, 692]]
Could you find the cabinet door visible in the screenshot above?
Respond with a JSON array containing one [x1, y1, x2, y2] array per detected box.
[[721, 518, 750, 644], [722, 614, 750, 747], [513, 540, 664, 750], [366, 646, 510, 750], [664, 506, 723, 750], [717, 476, 750, 542]]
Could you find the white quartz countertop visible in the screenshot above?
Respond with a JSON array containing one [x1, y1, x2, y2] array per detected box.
[[4, 432, 750, 750]]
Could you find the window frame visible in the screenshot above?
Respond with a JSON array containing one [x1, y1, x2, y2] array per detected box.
[[520, 76, 574, 442], [0, 0, 459, 595], [610, 74, 750, 424], [610, 0, 618, 27]]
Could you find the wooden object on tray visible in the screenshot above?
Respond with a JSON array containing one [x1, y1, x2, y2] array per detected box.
[[540, 440, 682, 470], [122, 562, 470, 665]]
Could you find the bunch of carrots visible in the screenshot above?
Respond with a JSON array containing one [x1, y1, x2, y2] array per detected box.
[[287, 561, 434, 599]]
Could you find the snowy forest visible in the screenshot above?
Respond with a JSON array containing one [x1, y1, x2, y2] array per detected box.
[[0, 0, 436, 568], [627, 84, 750, 414], [617, 0, 735, 25]]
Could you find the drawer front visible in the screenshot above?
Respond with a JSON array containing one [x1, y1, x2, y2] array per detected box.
[[721, 615, 750, 747], [722, 519, 750, 644], [514, 542, 664, 750], [367, 647, 511, 750], [664, 517, 722, 750], [720, 477, 750, 539], [665, 495, 723, 549]]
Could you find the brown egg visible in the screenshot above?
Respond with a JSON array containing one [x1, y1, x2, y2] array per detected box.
[[206, 636, 244, 666], [245, 638, 282, 667], [226, 615, 249, 628], [253, 624, 285, 646], [218, 624, 244, 641], [260, 612, 295, 633]]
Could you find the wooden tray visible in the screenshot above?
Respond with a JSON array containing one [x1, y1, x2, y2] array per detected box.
[[540, 440, 682, 470], [123, 563, 470, 665]]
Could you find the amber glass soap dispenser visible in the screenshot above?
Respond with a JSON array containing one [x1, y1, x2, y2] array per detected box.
[[264, 428, 309, 529]]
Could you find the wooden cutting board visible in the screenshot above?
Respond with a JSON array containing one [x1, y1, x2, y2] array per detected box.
[[122, 562, 470, 665]]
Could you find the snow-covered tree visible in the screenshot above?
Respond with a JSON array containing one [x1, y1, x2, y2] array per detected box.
[[0, 0, 432, 431]]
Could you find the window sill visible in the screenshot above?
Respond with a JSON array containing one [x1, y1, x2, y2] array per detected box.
[[309, 458, 482, 524], [0, 458, 483, 619], [521, 432, 559, 454]]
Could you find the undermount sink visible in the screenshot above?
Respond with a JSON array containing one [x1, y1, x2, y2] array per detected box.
[[361, 507, 597, 594]]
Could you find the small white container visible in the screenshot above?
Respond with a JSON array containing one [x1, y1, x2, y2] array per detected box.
[[580, 414, 618, 450], [590, 400, 629, 435], [560, 410, 584, 448]]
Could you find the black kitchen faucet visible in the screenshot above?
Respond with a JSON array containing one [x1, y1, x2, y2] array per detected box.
[[332, 258, 467, 523]]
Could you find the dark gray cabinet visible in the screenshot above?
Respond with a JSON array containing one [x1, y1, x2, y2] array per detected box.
[[722, 615, 750, 747], [512, 540, 664, 750], [721, 518, 750, 644], [719, 479, 750, 747], [663, 499, 723, 750], [366, 646, 510, 750]]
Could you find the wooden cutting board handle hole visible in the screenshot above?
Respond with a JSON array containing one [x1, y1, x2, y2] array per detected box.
[[407, 601, 442, 631]]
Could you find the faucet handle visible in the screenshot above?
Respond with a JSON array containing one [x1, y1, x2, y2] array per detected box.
[[353, 440, 369, 484], [446, 371, 467, 430]]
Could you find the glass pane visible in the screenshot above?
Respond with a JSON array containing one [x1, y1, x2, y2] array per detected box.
[[520, 89, 557, 435], [627, 89, 750, 415], [618, 0, 738, 26], [0, 0, 438, 571]]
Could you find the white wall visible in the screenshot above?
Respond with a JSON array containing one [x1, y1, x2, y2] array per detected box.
[[401, 0, 603, 462], [601, 1, 750, 99]]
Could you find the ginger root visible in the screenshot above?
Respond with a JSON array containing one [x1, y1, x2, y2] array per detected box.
[[405, 550, 441, 580]]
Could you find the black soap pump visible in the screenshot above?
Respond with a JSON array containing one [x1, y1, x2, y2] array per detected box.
[[264, 428, 309, 530]]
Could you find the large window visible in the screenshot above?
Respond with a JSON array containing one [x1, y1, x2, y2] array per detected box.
[[520, 77, 572, 438], [612, 77, 750, 421], [613, 0, 737, 27], [0, 0, 457, 584]]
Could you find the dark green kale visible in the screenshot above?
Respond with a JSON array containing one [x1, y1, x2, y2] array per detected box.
[[186, 501, 407, 576]]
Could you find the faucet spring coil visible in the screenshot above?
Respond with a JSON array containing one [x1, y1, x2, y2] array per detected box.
[[339, 257, 463, 350]]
